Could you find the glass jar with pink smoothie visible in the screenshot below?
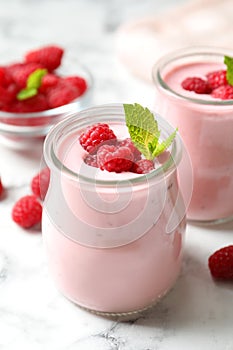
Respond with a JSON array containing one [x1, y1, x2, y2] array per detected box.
[[42, 104, 186, 318], [152, 47, 233, 224]]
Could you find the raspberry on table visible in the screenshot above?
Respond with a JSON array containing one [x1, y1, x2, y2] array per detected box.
[[118, 138, 141, 161], [206, 70, 227, 89], [84, 154, 98, 168], [208, 245, 233, 280], [12, 195, 42, 228], [181, 77, 212, 94], [79, 123, 117, 153], [131, 159, 154, 174], [211, 84, 233, 100], [97, 144, 133, 173], [25, 45, 64, 71], [31, 167, 50, 200]]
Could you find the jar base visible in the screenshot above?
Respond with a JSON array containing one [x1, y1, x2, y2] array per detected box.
[[187, 214, 233, 226]]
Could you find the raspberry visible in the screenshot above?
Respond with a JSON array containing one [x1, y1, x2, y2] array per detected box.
[[211, 85, 233, 100], [181, 77, 212, 94], [47, 82, 80, 109], [0, 85, 17, 106], [31, 167, 50, 200], [131, 159, 155, 174], [118, 138, 141, 161], [8, 62, 43, 88], [39, 73, 59, 93], [12, 195, 42, 228], [84, 154, 98, 168], [97, 145, 133, 173], [206, 70, 227, 89], [79, 123, 117, 153], [64, 76, 87, 95], [0, 67, 13, 87], [0, 177, 4, 198], [208, 245, 233, 280], [25, 45, 64, 71], [8, 93, 49, 113]]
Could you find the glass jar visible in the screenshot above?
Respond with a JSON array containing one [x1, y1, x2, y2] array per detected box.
[[42, 104, 186, 319], [152, 47, 233, 224]]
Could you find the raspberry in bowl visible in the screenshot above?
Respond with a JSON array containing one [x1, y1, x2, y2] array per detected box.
[[152, 47, 233, 224], [0, 45, 93, 149], [42, 103, 186, 319]]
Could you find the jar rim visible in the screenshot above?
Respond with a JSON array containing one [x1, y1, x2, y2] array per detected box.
[[152, 45, 233, 106], [43, 103, 182, 187]]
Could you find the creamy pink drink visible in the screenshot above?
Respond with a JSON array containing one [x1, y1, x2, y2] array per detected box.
[[153, 47, 233, 223], [42, 104, 185, 317]]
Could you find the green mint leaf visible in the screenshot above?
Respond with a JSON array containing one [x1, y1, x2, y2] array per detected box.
[[16, 68, 48, 101], [224, 56, 233, 86], [124, 103, 160, 160], [17, 87, 38, 101], [27, 68, 48, 89], [152, 128, 177, 157], [124, 103, 177, 160]]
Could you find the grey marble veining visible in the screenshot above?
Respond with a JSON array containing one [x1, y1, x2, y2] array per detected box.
[[0, 0, 233, 349]]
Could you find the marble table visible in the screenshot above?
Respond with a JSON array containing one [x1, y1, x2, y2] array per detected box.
[[0, 1, 233, 349]]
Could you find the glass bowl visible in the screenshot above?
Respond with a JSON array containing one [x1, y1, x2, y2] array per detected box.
[[0, 53, 93, 149]]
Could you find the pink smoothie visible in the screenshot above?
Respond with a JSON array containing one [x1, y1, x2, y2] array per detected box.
[[154, 61, 233, 222], [42, 119, 185, 315]]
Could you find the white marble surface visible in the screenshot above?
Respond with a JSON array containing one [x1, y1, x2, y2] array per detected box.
[[0, 0, 233, 349]]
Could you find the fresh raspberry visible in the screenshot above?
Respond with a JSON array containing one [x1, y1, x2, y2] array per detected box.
[[79, 123, 117, 153], [208, 245, 233, 280], [39, 73, 59, 93], [97, 145, 133, 173], [64, 76, 87, 95], [84, 154, 98, 168], [8, 93, 49, 113], [25, 45, 64, 71], [181, 77, 212, 94], [31, 167, 50, 200], [0, 177, 4, 198], [8, 62, 43, 88], [47, 82, 80, 109], [118, 138, 141, 161], [131, 159, 155, 174], [0, 67, 13, 87], [0, 85, 17, 106], [206, 70, 227, 89], [211, 84, 233, 100], [12, 195, 42, 228]]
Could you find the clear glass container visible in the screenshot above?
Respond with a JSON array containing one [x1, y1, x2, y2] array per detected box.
[[42, 104, 186, 319], [152, 47, 233, 224]]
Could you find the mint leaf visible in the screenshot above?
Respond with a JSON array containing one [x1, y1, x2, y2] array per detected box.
[[17, 68, 47, 101], [17, 87, 38, 101], [124, 103, 177, 160], [224, 56, 233, 86]]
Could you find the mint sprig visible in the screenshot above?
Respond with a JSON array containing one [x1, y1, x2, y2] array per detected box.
[[224, 56, 233, 86], [17, 68, 48, 101], [124, 103, 177, 160]]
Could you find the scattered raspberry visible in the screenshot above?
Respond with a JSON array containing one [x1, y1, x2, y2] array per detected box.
[[64, 76, 87, 95], [47, 82, 80, 109], [84, 154, 98, 168], [12, 195, 42, 228], [39, 73, 59, 93], [206, 70, 227, 89], [97, 145, 133, 173], [131, 159, 154, 174], [0, 177, 4, 197], [79, 123, 117, 153], [8, 62, 43, 88], [118, 138, 141, 161], [31, 167, 50, 200], [211, 85, 233, 100], [181, 77, 211, 94], [208, 245, 233, 280], [25, 45, 64, 71]]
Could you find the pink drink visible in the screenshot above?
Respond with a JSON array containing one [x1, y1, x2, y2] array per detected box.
[[153, 47, 233, 223], [42, 104, 186, 316]]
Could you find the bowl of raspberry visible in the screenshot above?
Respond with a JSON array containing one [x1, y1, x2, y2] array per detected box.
[[0, 45, 93, 148]]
